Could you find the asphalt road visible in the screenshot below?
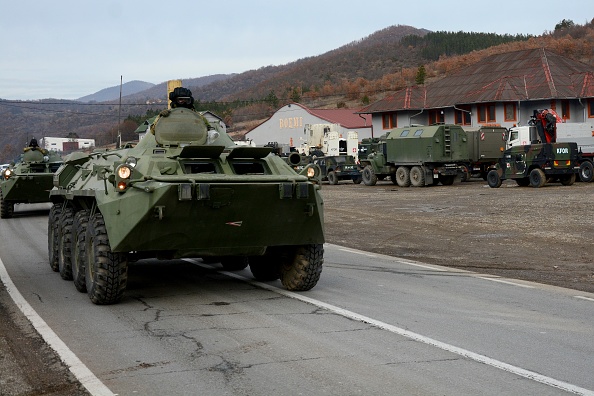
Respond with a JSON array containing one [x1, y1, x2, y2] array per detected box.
[[1, 203, 594, 395]]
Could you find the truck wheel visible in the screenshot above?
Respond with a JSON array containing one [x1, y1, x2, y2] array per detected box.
[[280, 244, 324, 291], [58, 207, 74, 280], [410, 166, 425, 187], [439, 175, 455, 185], [249, 253, 280, 281], [529, 168, 546, 188], [221, 256, 249, 271], [560, 173, 576, 186], [0, 190, 14, 219], [85, 211, 128, 305], [72, 209, 89, 293], [362, 165, 378, 186], [515, 178, 530, 187], [327, 171, 338, 185], [48, 204, 62, 271], [579, 161, 593, 182], [395, 167, 411, 187], [486, 170, 502, 188]]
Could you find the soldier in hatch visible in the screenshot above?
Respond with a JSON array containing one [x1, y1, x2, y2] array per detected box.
[[169, 87, 194, 109]]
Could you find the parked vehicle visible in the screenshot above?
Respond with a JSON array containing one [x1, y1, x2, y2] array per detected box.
[[359, 124, 469, 187], [313, 155, 362, 184], [462, 126, 506, 180]]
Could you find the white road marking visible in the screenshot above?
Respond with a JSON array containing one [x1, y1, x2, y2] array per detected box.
[[575, 296, 594, 302], [189, 259, 594, 396], [477, 276, 536, 289], [0, 257, 114, 396]]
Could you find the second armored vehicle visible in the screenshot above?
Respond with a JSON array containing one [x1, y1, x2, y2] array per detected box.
[[1, 144, 62, 218], [49, 105, 325, 304]]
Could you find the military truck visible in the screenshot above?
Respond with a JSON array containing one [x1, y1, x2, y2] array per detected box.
[[359, 124, 469, 187], [312, 155, 361, 184], [462, 126, 506, 180], [48, 106, 325, 304], [1, 145, 62, 218], [486, 143, 579, 188]]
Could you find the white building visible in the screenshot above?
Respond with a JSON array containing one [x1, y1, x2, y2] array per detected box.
[[245, 103, 373, 147], [40, 137, 95, 153]]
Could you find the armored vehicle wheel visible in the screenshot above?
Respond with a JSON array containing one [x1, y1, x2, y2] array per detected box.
[[395, 167, 411, 187], [410, 166, 426, 187], [72, 210, 89, 293], [58, 207, 74, 280], [515, 178, 530, 187], [249, 253, 280, 281], [486, 170, 502, 188], [85, 211, 128, 305], [280, 244, 324, 291], [438, 175, 455, 185], [362, 165, 378, 186], [578, 161, 593, 182], [0, 190, 14, 219], [560, 173, 576, 186], [221, 256, 249, 271], [48, 204, 62, 271], [529, 168, 546, 188], [352, 176, 362, 184], [327, 171, 338, 185]]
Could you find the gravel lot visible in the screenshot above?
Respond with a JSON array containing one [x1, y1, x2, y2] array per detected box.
[[323, 177, 594, 293], [1, 176, 593, 394]]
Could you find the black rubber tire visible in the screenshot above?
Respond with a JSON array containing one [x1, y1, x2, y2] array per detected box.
[[327, 171, 338, 185], [85, 211, 128, 305], [487, 170, 502, 188], [578, 161, 593, 182], [395, 167, 411, 187], [560, 173, 576, 186], [280, 244, 324, 291], [410, 166, 425, 187], [515, 178, 530, 187], [352, 176, 362, 184], [529, 168, 546, 188], [48, 204, 62, 271], [0, 190, 14, 219], [72, 209, 89, 293], [58, 207, 74, 280], [439, 175, 455, 186], [220, 256, 249, 271], [362, 165, 378, 186], [249, 253, 280, 281]]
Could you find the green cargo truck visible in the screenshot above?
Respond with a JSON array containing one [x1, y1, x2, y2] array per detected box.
[[359, 124, 469, 187]]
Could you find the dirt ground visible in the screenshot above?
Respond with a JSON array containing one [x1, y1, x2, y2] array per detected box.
[[1, 177, 593, 394], [323, 177, 594, 293]]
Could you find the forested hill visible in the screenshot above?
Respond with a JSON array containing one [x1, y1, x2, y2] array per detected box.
[[1, 19, 593, 163]]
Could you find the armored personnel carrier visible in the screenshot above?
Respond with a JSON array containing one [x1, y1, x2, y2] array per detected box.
[[1, 145, 62, 218], [49, 106, 325, 304]]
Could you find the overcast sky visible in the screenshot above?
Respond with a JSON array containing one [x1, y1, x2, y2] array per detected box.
[[1, 0, 591, 100]]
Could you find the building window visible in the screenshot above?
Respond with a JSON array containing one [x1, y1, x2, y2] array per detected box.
[[477, 103, 496, 123], [561, 100, 571, 120], [428, 110, 444, 125], [504, 103, 517, 122], [455, 105, 471, 125], [382, 113, 397, 129], [589, 100, 594, 118]]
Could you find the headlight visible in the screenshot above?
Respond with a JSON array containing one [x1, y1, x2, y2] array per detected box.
[[117, 165, 132, 179], [307, 167, 316, 178], [3, 169, 12, 179]]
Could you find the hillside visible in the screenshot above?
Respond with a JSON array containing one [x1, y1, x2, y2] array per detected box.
[[1, 20, 593, 163], [78, 80, 156, 102]]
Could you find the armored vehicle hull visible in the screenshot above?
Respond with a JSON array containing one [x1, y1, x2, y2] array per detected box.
[[1, 148, 62, 218], [49, 107, 325, 304]]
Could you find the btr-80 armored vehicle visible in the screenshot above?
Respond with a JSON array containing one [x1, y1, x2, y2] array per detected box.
[[1, 144, 62, 218], [49, 106, 325, 304]]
